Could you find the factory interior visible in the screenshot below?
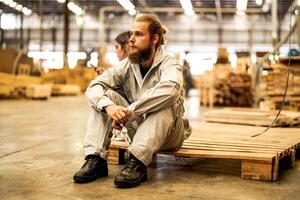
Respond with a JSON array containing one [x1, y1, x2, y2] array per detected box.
[[1, 0, 300, 199]]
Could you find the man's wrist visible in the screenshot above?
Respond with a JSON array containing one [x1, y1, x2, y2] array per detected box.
[[103, 104, 113, 113]]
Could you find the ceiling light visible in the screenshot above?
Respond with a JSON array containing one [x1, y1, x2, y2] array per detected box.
[[22, 7, 32, 16], [15, 4, 22, 11], [2, 0, 12, 5], [8, 1, 16, 8], [116, 0, 136, 16], [117, 0, 135, 11], [255, 0, 262, 6], [67, 2, 84, 16], [179, 0, 194, 16], [0, 0, 32, 15], [57, 0, 66, 3], [262, 0, 271, 12], [128, 9, 136, 16]]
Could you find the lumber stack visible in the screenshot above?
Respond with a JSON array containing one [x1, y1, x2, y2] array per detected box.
[[43, 67, 96, 92], [66, 67, 96, 92], [26, 84, 52, 99], [0, 72, 48, 99], [260, 61, 300, 111], [203, 108, 300, 127], [198, 65, 253, 107], [213, 72, 253, 106], [51, 84, 81, 96]]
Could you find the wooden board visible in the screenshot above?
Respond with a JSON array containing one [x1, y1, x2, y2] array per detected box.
[[203, 108, 300, 127]]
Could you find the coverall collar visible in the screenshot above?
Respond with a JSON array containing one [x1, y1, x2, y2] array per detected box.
[[131, 46, 166, 88]]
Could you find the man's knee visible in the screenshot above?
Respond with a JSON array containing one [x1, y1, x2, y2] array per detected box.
[[105, 89, 129, 106], [143, 106, 174, 126]]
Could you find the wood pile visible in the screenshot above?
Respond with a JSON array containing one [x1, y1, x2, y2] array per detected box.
[[43, 67, 96, 92], [51, 84, 81, 96], [66, 67, 96, 92], [198, 64, 253, 107], [260, 59, 300, 111], [0, 72, 49, 99], [26, 84, 52, 99], [1, 73, 52, 99], [213, 72, 253, 106], [203, 108, 300, 127]]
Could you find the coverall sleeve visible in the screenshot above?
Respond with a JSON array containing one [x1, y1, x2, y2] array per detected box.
[[127, 57, 183, 116], [85, 65, 123, 111]]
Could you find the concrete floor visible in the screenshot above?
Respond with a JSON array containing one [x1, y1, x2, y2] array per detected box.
[[0, 95, 300, 200]]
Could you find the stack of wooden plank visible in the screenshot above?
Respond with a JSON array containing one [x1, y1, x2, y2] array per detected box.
[[203, 108, 300, 127], [26, 84, 52, 99], [43, 68, 96, 92], [198, 66, 253, 107], [51, 84, 81, 96], [213, 72, 253, 106], [260, 61, 300, 111], [0, 72, 48, 99], [66, 67, 96, 92]]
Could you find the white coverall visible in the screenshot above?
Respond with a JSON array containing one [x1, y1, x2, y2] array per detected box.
[[84, 47, 186, 166]]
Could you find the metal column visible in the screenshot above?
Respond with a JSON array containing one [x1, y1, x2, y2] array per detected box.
[[20, 13, 24, 49], [296, 6, 300, 49], [272, 0, 278, 47], [215, 0, 223, 45], [78, 21, 84, 51], [63, 0, 70, 68], [0, 12, 3, 48], [39, 0, 44, 52]]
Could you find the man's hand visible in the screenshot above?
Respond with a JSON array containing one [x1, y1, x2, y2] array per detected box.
[[104, 105, 131, 128]]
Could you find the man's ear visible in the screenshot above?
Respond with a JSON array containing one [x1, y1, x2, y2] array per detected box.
[[152, 34, 159, 46]]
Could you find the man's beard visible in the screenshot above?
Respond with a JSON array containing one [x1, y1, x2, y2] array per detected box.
[[128, 45, 152, 64]]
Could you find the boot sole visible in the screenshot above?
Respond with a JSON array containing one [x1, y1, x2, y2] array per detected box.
[[73, 170, 108, 183], [114, 172, 147, 188]]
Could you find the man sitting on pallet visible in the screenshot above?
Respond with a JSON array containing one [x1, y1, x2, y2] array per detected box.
[[73, 14, 190, 188]]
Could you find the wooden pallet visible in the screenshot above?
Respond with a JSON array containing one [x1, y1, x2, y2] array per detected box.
[[108, 124, 300, 181]]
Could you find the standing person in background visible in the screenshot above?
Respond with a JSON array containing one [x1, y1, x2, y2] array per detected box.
[[182, 55, 193, 97], [95, 31, 131, 75]]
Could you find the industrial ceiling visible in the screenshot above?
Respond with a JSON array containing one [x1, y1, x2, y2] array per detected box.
[[0, 0, 293, 21]]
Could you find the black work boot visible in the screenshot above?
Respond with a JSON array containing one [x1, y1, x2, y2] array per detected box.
[[73, 154, 108, 183], [114, 154, 147, 188]]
